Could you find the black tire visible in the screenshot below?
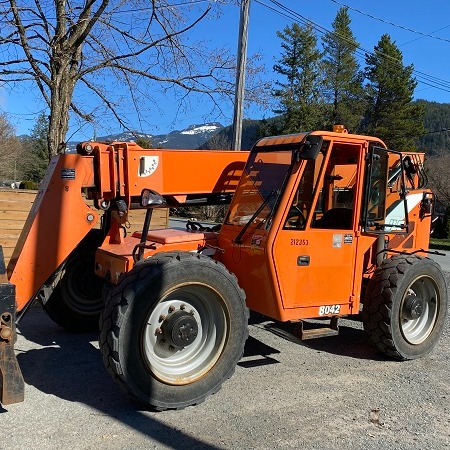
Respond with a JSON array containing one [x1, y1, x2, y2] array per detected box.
[[362, 255, 448, 360], [43, 232, 104, 332], [99, 252, 249, 410]]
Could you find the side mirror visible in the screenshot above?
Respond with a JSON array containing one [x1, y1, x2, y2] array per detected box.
[[297, 135, 323, 161], [420, 192, 434, 218], [140, 189, 166, 208]]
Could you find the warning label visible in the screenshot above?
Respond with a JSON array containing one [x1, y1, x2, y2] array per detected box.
[[61, 168, 75, 180]]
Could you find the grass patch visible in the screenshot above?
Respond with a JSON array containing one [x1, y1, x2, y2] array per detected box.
[[430, 238, 450, 251]]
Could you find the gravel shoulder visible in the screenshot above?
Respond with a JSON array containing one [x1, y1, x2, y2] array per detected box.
[[1, 258, 449, 450]]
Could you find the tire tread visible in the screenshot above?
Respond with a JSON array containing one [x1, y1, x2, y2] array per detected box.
[[99, 251, 248, 410], [362, 255, 447, 360]]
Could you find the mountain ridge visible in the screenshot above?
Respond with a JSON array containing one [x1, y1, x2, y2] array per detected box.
[[67, 99, 450, 154], [68, 122, 224, 151]]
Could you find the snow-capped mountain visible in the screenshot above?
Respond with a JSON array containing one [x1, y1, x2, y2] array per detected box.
[[179, 124, 223, 136], [68, 122, 223, 151]]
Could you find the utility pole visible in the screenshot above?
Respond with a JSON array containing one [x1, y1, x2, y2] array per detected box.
[[231, 0, 250, 151]]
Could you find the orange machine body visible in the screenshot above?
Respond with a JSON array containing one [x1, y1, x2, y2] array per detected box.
[[8, 143, 249, 311], [0, 130, 438, 409], [8, 155, 99, 310], [215, 131, 431, 322], [89, 131, 431, 325], [8, 134, 432, 325]]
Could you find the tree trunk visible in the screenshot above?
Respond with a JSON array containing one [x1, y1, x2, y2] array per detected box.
[[47, 26, 81, 157], [48, 68, 76, 157]]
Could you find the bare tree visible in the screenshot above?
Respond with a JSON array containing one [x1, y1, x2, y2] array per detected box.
[[426, 153, 450, 207], [0, 113, 24, 182], [0, 0, 266, 156], [426, 153, 450, 238]]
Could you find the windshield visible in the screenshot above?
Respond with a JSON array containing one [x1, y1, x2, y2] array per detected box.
[[226, 149, 292, 227]]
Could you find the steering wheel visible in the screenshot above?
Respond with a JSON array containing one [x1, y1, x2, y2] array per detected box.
[[286, 205, 306, 228]]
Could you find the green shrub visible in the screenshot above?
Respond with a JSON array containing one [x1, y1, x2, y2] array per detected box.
[[19, 180, 39, 190]]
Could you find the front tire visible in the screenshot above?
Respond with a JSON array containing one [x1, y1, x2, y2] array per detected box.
[[362, 256, 448, 360], [99, 252, 248, 410]]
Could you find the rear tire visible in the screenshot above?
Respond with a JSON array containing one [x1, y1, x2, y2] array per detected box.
[[42, 232, 104, 332], [99, 252, 248, 410], [362, 256, 448, 360]]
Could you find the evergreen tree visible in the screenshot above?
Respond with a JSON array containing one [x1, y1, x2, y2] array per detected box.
[[364, 34, 424, 150], [322, 7, 364, 132], [417, 100, 450, 155], [135, 136, 153, 149], [273, 23, 323, 134], [22, 113, 50, 183]]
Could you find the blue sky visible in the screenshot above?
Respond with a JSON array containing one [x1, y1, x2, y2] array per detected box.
[[2, 0, 450, 140]]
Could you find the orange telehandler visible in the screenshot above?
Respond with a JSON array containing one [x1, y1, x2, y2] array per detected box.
[[0, 128, 447, 409]]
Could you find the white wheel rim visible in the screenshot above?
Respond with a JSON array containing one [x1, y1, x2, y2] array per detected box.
[[142, 283, 228, 385], [400, 275, 439, 345]]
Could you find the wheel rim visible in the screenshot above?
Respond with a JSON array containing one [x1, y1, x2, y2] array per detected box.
[[400, 275, 439, 345], [142, 283, 228, 385]]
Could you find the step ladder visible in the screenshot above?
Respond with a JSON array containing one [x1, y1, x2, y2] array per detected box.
[[297, 316, 339, 340]]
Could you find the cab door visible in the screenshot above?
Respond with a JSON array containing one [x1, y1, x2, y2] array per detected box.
[[271, 141, 364, 320]]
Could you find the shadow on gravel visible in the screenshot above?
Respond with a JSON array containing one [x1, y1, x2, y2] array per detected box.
[[15, 306, 221, 450], [238, 335, 281, 368], [300, 324, 383, 361], [260, 319, 384, 361]]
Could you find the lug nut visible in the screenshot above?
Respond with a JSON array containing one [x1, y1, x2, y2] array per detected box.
[[159, 315, 166, 322], [189, 310, 195, 315], [169, 345, 175, 351], [168, 306, 175, 313], [180, 304, 186, 310], [160, 339, 166, 346], [155, 328, 162, 335]]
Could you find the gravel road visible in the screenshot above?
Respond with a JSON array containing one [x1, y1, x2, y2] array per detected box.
[[1, 253, 449, 450]]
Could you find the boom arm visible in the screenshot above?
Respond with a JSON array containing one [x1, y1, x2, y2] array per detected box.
[[79, 141, 248, 207], [8, 154, 99, 311], [8, 142, 248, 312]]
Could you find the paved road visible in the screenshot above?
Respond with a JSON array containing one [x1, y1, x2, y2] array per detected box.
[[430, 249, 450, 272], [1, 251, 449, 450]]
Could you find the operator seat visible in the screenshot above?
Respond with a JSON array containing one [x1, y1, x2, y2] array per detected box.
[[314, 207, 353, 229]]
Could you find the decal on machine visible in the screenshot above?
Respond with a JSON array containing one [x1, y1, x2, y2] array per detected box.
[[332, 234, 342, 248], [61, 168, 75, 180], [344, 234, 353, 244], [251, 234, 263, 246], [139, 156, 159, 177], [251, 234, 264, 254], [385, 193, 423, 230], [319, 305, 341, 315], [290, 238, 309, 246]]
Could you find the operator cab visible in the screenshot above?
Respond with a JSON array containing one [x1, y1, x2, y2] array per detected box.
[[217, 130, 422, 322], [285, 139, 357, 231]]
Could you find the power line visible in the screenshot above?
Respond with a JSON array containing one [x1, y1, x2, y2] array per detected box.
[[329, 0, 450, 44], [254, 0, 450, 94], [400, 25, 450, 47]]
